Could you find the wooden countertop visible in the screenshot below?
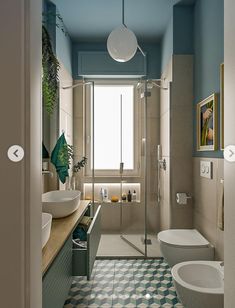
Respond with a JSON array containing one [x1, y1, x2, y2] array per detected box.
[[42, 200, 90, 275]]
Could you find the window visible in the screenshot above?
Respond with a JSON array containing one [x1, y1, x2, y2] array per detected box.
[[85, 80, 139, 176]]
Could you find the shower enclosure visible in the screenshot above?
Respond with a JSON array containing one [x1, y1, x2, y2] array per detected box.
[[82, 79, 165, 258]]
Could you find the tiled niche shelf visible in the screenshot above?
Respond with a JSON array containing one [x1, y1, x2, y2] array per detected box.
[[83, 183, 141, 204], [97, 201, 140, 205]]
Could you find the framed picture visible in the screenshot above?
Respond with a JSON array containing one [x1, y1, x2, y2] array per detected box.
[[220, 63, 224, 150], [197, 93, 217, 151]]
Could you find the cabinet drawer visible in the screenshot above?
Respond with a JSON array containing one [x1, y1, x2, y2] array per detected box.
[[73, 205, 101, 280], [43, 235, 73, 308]]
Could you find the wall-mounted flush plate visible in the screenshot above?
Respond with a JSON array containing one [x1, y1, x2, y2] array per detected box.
[[200, 161, 212, 179]]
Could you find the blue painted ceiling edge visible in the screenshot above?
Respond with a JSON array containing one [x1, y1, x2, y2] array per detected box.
[[51, 0, 197, 44]]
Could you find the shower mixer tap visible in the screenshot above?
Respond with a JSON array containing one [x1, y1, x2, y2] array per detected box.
[[158, 159, 166, 171]]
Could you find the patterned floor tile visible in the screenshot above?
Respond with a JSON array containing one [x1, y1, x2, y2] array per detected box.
[[64, 258, 183, 307], [87, 292, 112, 307], [112, 294, 137, 307]]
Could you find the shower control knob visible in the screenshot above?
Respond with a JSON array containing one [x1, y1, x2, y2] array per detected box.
[[224, 145, 235, 162]]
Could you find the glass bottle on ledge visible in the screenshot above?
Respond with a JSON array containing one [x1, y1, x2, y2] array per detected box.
[[65, 175, 76, 190]]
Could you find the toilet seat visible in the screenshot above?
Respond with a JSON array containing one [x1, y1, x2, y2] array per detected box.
[[158, 229, 210, 248]]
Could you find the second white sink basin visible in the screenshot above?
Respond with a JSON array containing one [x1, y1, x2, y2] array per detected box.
[[42, 190, 81, 218], [172, 261, 224, 308], [42, 212, 52, 249]]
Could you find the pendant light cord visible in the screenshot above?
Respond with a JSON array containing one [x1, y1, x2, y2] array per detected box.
[[121, 0, 146, 57], [122, 0, 125, 25]]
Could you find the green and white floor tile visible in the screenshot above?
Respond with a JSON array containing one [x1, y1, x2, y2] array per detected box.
[[64, 259, 184, 307]]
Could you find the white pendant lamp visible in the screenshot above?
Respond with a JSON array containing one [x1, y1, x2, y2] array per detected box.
[[107, 0, 138, 62]]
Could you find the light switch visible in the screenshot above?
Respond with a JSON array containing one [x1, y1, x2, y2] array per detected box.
[[200, 161, 212, 179]]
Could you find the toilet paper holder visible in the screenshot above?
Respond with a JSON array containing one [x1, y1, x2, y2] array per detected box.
[[176, 192, 192, 205]]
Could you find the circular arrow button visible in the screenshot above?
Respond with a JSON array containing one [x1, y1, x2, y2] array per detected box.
[[224, 145, 235, 162], [7, 145, 24, 162]]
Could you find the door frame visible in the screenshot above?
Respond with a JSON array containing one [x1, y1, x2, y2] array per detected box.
[[0, 0, 42, 307], [224, 0, 235, 306]]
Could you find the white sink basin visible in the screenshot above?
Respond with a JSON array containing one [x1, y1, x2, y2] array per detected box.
[[42, 212, 52, 249], [42, 190, 81, 218]]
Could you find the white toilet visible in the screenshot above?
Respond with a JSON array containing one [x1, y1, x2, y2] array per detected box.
[[158, 229, 214, 267]]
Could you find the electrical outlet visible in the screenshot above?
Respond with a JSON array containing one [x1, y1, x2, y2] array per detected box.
[[200, 161, 212, 179]]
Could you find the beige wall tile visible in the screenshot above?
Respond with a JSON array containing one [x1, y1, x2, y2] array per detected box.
[[170, 105, 193, 158], [160, 57, 172, 119], [171, 206, 193, 229], [170, 156, 193, 210], [60, 110, 73, 145], [147, 86, 160, 118], [73, 116, 84, 157], [160, 111, 170, 157], [73, 80, 84, 118], [160, 199, 171, 230], [172, 55, 193, 108], [59, 61, 73, 116], [193, 158, 218, 224], [193, 157, 224, 260], [146, 117, 160, 156], [147, 201, 160, 233], [98, 204, 120, 233]]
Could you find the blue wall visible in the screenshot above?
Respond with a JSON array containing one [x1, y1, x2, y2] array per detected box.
[[193, 0, 224, 158], [56, 21, 72, 75], [72, 42, 161, 80], [173, 6, 194, 55], [43, 0, 72, 76], [43, 1, 56, 52], [161, 5, 194, 74], [160, 0, 223, 158]]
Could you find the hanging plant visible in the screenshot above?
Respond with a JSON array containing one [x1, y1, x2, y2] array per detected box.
[[42, 12, 69, 37], [42, 25, 60, 115]]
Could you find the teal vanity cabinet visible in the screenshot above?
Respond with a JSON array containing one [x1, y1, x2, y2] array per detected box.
[[42, 203, 101, 307], [42, 234, 73, 308], [73, 205, 101, 280]]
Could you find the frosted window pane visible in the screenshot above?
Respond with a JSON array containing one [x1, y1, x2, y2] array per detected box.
[[93, 85, 134, 170]]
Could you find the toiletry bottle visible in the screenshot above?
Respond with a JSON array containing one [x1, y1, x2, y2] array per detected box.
[[132, 190, 137, 202], [100, 188, 104, 202], [103, 188, 108, 202], [127, 190, 132, 202]]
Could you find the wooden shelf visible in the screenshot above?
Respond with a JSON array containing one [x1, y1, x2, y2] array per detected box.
[[42, 200, 90, 275]]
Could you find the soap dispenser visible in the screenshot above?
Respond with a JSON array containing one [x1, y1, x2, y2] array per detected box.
[[132, 190, 137, 202]]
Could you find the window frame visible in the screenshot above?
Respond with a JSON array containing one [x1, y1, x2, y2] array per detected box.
[[84, 79, 141, 177]]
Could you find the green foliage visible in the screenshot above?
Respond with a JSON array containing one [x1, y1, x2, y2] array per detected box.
[[58, 144, 74, 167], [42, 25, 60, 115], [73, 157, 88, 173], [58, 143, 88, 173], [42, 11, 69, 37]]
